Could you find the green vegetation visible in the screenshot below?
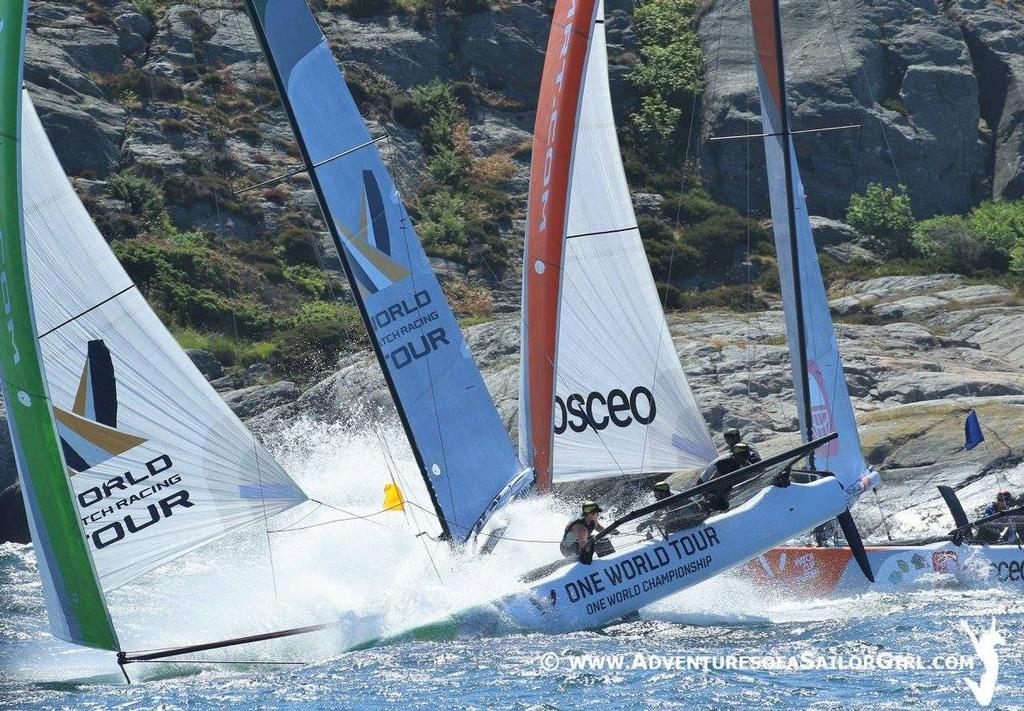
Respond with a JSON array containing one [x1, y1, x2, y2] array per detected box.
[[628, 0, 702, 166], [915, 199, 1024, 278], [846, 183, 915, 259], [402, 79, 514, 274]]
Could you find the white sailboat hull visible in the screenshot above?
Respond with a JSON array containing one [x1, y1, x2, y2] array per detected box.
[[493, 477, 847, 632]]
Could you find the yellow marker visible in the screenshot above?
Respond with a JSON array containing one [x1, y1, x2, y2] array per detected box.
[[383, 482, 405, 512]]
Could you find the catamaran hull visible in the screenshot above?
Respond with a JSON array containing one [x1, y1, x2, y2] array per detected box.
[[747, 542, 1024, 597], [492, 477, 847, 633]]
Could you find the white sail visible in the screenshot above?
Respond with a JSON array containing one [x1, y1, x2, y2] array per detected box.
[[551, 3, 716, 482], [21, 94, 306, 591]]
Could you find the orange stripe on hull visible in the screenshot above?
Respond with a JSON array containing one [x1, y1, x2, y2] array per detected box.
[[749, 546, 853, 596]]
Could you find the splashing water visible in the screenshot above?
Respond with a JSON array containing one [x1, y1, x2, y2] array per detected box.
[[2, 422, 1024, 708]]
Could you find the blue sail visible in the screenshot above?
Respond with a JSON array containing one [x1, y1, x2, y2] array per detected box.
[[246, 0, 529, 541], [750, 0, 877, 504]]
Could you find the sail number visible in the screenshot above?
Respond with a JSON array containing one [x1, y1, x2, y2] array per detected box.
[[554, 386, 656, 434]]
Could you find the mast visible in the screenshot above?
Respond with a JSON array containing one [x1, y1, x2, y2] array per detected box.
[[244, 0, 527, 541], [767, 0, 814, 451], [520, 0, 601, 491], [0, 1, 118, 650]]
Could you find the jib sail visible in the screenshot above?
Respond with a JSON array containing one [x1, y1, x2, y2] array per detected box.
[[520, 0, 716, 489], [245, 0, 529, 541]]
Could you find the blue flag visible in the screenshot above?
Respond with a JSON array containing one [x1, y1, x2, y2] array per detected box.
[[965, 409, 984, 451]]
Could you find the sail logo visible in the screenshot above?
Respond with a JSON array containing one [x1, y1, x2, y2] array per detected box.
[[554, 386, 656, 434], [55, 340, 147, 474], [335, 170, 411, 295], [960, 618, 1004, 706], [807, 361, 838, 455]]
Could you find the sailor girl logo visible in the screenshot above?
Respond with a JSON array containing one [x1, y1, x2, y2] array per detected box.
[[807, 360, 838, 455]]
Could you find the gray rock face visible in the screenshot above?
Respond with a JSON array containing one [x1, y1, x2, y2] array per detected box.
[[948, 0, 1024, 201], [186, 349, 225, 381], [699, 0, 1001, 218], [808, 216, 859, 246], [222, 381, 301, 420], [462, 4, 549, 104]]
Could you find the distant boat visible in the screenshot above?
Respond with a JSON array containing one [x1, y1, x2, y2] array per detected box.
[[748, 486, 1024, 596]]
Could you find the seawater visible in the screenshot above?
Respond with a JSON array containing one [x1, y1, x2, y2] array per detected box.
[[1, 420, 1021, 709]]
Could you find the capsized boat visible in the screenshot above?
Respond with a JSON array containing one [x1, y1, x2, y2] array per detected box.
[[1, 0, 310, 662], [748, 486, 1024, 596]]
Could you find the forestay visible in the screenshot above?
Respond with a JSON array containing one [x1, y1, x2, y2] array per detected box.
[[22, 95, 307, 593], [521, 0, 716, 486], [246, 0, 528, 541], [749, 0, 873, 500]]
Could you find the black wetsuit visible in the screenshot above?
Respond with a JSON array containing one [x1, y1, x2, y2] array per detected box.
[[560, 518, 595, 558]]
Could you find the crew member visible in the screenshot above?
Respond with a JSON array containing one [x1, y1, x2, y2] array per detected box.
[[653, 480, 674, 502], [560, 501, 606, 559], [724, 427, 762, 462], [984, 490, 1015, 516], [977, 490, 1019, 543], [812, 519, 839, 547], [698, 442, 760, 511]]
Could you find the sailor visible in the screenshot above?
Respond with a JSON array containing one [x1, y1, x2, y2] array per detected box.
[[653, 480, 674, 502], [724, 427, 762, 462], [698, 442, 759, 485], [984, 490, 1015, 517], [560, 501, 606, 560], [812, 518, 839, 547], [977, 490, 1019, 543], [698, 442, 760, 511], [640, 480, 703, 537]]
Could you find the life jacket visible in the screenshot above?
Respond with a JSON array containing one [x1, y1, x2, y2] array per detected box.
[[561, 517, 595, 552]]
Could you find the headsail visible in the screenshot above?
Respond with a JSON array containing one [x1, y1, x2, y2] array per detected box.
[[749, 0, 875, 501], [245, 0, 528, 541], [521, 0, 716, 487], [0, 1, 117, 650], [22, 93, 307, 592]]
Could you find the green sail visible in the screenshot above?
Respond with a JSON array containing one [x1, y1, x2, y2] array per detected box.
[[0, 0, 117, 650]]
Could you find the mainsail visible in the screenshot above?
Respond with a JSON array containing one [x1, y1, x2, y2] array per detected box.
[[245, 0, 529, 541], [520, 0, 716, 488], [0, 0, 116, 650], [2, 4, 307, 649], [749, 0, 873, 498]]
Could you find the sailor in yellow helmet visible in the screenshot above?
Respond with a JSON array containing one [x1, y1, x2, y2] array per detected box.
[[560, 500, 606, 559]]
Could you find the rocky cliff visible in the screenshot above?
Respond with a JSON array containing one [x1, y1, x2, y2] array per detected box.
[[700, 0, 1024, 218]]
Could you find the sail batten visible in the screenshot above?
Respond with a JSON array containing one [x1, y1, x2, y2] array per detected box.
[[522, 1, 716, 485], [246, 0, 527, 541]]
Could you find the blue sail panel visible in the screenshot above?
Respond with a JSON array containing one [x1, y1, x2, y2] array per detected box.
[[247, 0, 528, 541], [750, 0, 876, 503]]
